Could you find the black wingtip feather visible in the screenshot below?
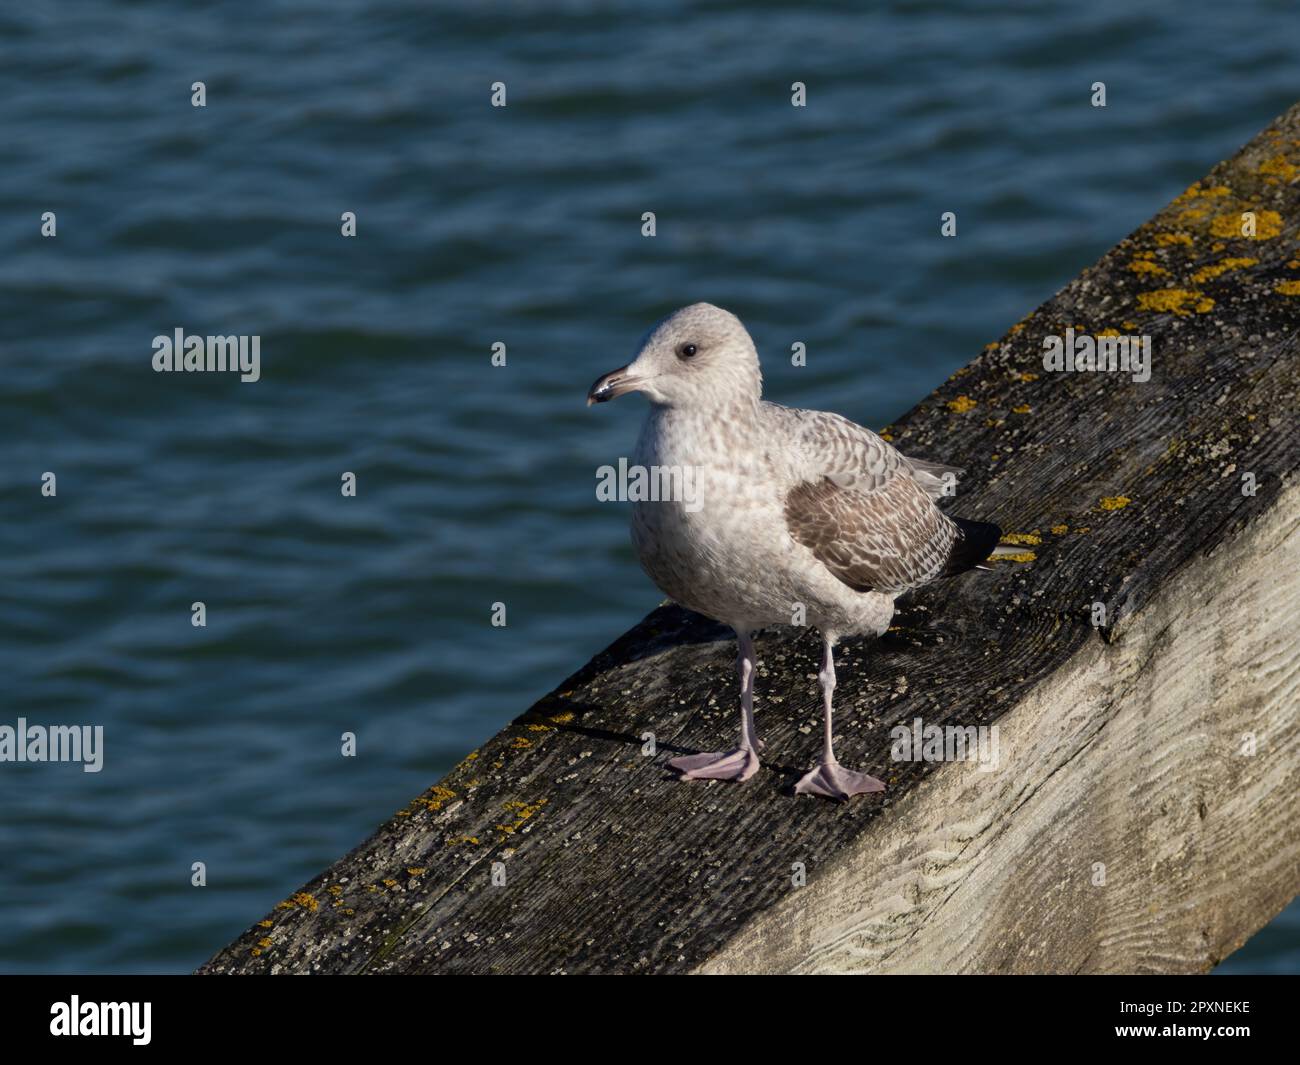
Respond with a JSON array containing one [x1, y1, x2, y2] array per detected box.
[[941, 518, 1003, 578]]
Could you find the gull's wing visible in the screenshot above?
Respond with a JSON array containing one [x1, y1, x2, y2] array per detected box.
[[779, 409, 995, 595], [902, 456, 963, 501]]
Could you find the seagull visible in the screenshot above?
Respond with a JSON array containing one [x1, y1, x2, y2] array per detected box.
[[587, 303, 1004, 800]]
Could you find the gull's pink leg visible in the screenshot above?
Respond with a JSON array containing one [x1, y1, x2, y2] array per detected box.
[[795, 637, 885, 800], [669, 631, 761, 782]]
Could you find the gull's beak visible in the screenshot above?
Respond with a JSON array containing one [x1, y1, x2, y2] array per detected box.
[[586, 365, 642, 406]]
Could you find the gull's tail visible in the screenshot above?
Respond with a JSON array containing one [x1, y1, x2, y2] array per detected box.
[[940, 518, 1004, 578]]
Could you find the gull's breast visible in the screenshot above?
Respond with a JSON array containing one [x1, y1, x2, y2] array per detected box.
[[629, 442, 806, 625]]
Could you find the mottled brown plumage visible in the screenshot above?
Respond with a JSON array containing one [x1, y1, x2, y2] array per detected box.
[[785, 472, 957, 594]]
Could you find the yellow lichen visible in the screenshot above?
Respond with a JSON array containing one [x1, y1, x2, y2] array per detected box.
[[1275, 280, 1300, 295], [382, 878, 398, 888], [258, 919, 273, 928], [327, 885, 343, 897], [1155, 232, 1193, 246], [407, 867, 427, 876], [447, 835, 481, 846], [276, 891, 318, 913], [258, 937, 273, 949], [946, 395, 978, 413], [1001, 532, 1042, 546], [496, 798, 549, 836], [410, 784, 458, 814], [1209, 209, 1282, 239], [511, 737, 533, 749], [1011, 404, 1031, 414], [548, 711, 575, 724], [1136, 288, 1214, 316], [1190, 257, 1257, 283], [1016, 372, 1039, 382], [1258, 154, 1300, 182], [1099, 496, 1132, 511], [1127, 259, 1167, 276], [994, 551, 1036, 563], [1050, 524, 1069, 535]]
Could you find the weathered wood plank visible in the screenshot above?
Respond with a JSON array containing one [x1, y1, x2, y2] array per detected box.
[[200, 103, 1300, 975]]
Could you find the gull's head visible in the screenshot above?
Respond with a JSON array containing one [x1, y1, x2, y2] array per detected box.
[[587, 303, 762, 410]]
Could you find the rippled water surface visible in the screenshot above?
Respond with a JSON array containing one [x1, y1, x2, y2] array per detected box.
[[2, 1, 1297, 972]]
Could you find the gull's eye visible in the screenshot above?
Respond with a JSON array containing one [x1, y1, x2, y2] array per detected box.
[[677, 343, 698, 359]]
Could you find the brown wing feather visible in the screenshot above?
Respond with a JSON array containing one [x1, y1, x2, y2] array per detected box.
[[785, 473, 958, 595]]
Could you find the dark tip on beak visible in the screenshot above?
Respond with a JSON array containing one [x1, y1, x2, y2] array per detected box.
[[587, 366, 636, 406]]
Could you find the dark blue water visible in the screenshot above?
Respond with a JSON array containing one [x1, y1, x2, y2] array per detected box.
[[2, 0, 1296, 973]]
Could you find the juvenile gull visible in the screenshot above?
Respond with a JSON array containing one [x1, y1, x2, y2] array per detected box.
[[587, 303, 1004, 800]]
